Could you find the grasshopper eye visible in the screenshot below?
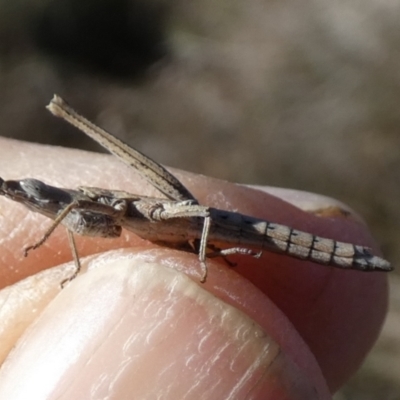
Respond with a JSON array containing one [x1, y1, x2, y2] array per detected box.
[[20, 179, 48, 197], [20, 179, 49, 198], [20, 179, 72, 203]]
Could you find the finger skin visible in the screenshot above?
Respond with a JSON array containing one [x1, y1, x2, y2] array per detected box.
[[0, 137, 389, 392], [0, 250, 330, 399]]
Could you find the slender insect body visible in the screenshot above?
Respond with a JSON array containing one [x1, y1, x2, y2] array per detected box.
[[0, 96, 392, 285], [206, 208, 390, 271], [73, 189, 394, 272]]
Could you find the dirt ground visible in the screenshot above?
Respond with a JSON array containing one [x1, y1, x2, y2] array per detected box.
[[0, 0, 399, 398]]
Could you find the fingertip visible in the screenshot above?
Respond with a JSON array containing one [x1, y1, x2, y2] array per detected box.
[[0, 251, 330, 400]]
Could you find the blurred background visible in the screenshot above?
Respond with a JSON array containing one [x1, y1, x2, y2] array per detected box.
[[0, 0, 398, 397]]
